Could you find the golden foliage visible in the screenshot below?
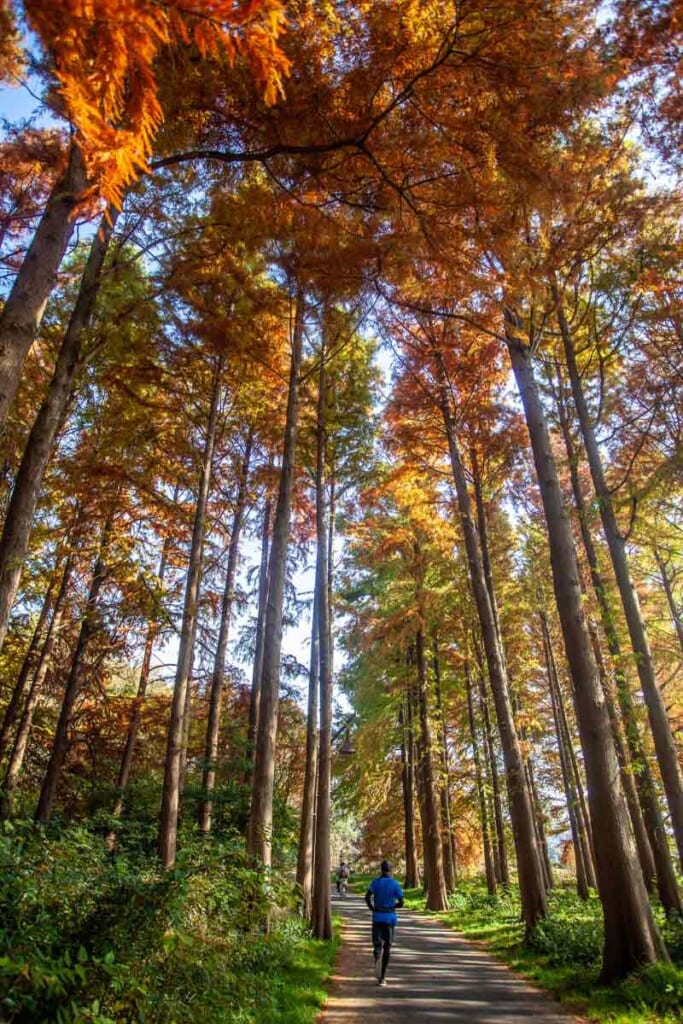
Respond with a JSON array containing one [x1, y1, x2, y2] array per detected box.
[[22, 0, 291, 207]]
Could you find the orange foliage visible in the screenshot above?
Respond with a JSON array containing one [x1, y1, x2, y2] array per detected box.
[[22, 0, 291, 207]]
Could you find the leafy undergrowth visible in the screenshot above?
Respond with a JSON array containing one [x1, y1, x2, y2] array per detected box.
[[404, 879, 683, 1024], [0, 819, 338, 1024]]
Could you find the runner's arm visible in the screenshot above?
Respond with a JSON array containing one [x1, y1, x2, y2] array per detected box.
[[365, 888, 374, 912]]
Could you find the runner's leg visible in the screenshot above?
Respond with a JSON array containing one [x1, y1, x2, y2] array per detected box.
[[380, 925, 393, 980]]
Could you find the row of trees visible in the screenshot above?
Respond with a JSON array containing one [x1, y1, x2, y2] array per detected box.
[[0, 0, 681, 981]]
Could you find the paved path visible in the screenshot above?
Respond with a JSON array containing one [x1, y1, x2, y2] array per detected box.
[[321, 893, 581, 1023]]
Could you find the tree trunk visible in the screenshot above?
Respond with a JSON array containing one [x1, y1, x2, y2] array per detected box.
[[296, 594, 319, 922], [465, 655, 497, 895], [158, 354, 222, 867], [473, 644, 510, 887], [655, 549, 683, 656], [506, 313, 664, 979], [245, 491, 272, 783], [0, 576, 55, 766], [199, 433, 252, 833], [0, 144, 87, 432], [432, 636, 457, 889], [414, 624, 448, 911], [554, 289, 683, 871], [525, 754, 554, 891], [0, 208, 117, 657], [248, 284, 305, 866], [436, 357, 546, 931], [312, 351, 334, 940], [555, 362, 679, 910], [1, 550, 74, 817], [35, 512, 113, 822], [400, 700, 421, 890], [111, 532, 172, 820]]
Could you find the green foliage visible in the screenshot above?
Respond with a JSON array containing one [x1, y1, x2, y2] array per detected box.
[[0, 819, 336, 1024]]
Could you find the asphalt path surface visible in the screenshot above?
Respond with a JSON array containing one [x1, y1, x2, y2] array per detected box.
[[321, 891, 581, 1023]]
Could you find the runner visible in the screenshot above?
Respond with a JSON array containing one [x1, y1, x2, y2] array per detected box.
[[364, 859, 404, 986], [336, 861, 350, 896]]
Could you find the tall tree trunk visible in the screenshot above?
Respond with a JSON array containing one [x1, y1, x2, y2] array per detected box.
[[555, 366, 678, 910], [436, 357, 546, 930], [506, 313, 664, 979], [540, 609, 591, 898], [465, 656, 497, 895], [35, 511, 113, 822], [0, 144, 87, 432], [158, 355, 222, 867], [248, 285, 305, 866], [655, 549, 683, 656], [111, 532, 173, 820], [0, 576, 55, 765], [199, 434, 253, 833], [245, 491, 272, 783], [297, 595, 319, 921], [311, 352, 334, 940], [433, 637, 457, 889], [473, 643, 510, 887], [400, 699, 421, 890], [414, 623, 448, 911], [1, 550, 74, 817], [554, 289, 683, 871], [525, 754, 554, 891], [0, 208, 117, 657]]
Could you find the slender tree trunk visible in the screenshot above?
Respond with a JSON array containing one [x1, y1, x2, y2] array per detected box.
[[297, 595, 319, 922], [312, 352, 334, 939], [248, 285, 304, 866], [506, 314, 664, 979], [199, 434, 252, 833], [158, 355, 222, 867], [414, 623, 448, 911], [245, 491, 272, 782], [0, 577, 55, 765], [554, 289, 683, 871], [655, 549, 683, 656], [465, 656, 496, 895], [474, 646, 510, 887], [555, 367, 678, 909], [400, 699, 421, 889], [1, 551, 74, 817], [0, 208, 117, 657], [436, 358, 545, 930], [35, 512, 113, 822], [525, 754, 554, 890], [433, 637, 457, 889], [111, 534, 172, 820], [0, 144, 87, 432]]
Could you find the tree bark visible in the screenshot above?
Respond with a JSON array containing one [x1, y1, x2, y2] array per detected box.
[[525, 754, 554, 891], [436, 357, 546, 931], [35, 511, 113, 822], [414, 624, 448, 911], [247, 284, 305, 866], [400, 699, 421, 890], [158, 354, 222, 867], [554, 288, 683, 871], [432, 637, 457, 889], [297, 593, 319, 922], [554, 362, 679, 910], [473, 644, 510, 887], [199, 433, 252, 833], [465, 656, 497, 895], [1, 549, 74, 818], [312, 351, 334, 940], [245, 490, 272, 783], [0, 208, 117, 657], [0, 576, 55, 766], [0, 144, 87, 432], [506, 313, 664, 979]]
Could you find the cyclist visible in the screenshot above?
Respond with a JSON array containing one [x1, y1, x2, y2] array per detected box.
[[365, 859, 404, 986], [336, 860, 350, 895]]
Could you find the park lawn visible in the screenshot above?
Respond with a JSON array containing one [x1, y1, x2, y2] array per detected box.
[[402, 880, 683, 1024]]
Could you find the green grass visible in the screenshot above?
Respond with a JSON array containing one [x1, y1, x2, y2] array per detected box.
[[403, 879, 683, 1024]]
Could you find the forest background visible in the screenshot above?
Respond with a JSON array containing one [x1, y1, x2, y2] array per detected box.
[[0, 2, 682, 1023]]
